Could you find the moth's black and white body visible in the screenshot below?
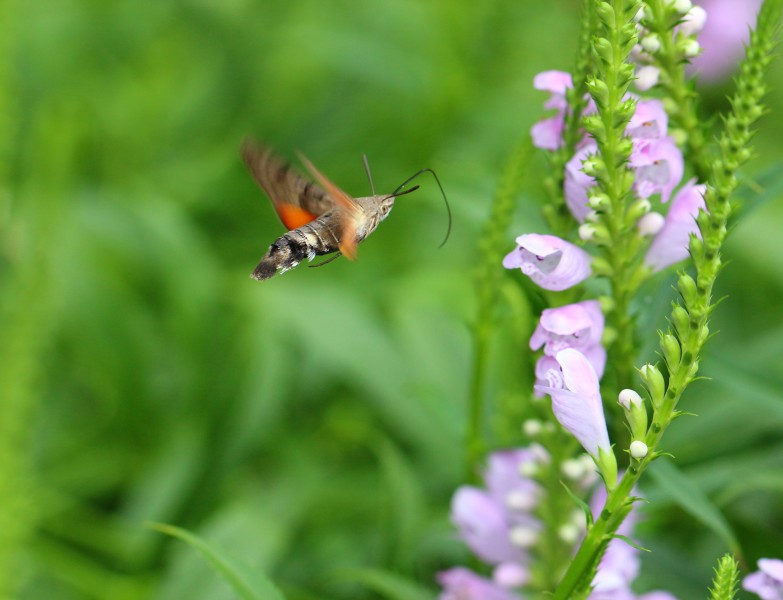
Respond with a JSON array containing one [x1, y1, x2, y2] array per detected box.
[[241, 140, 396, 280]]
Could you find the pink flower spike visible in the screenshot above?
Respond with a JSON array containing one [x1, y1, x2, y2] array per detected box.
[[645, 179, 706, 272], [438, 568, 520, 600], [503, 234, 592, 291], [743, 558, 783, 600], [534, 348, 611, 458], [533, 70, 573, 99]]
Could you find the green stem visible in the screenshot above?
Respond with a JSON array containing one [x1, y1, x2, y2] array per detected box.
[[466, 140, 533, 480]]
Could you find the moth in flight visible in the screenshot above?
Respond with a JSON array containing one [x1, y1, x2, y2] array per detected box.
[[241, 140, 449, 280]]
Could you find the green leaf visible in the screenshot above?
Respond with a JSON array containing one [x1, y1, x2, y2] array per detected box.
[[646, 459, 741, 558], [151, 523, 287, 600], [335, 568, 433, 600], [736, 161, 783, 216], [374, 438, 425, 569]]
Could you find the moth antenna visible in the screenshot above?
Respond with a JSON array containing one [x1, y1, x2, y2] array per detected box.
[[309, 252, 343, 268], [389, 168, 452, 248], [363, 154, 376, 196]]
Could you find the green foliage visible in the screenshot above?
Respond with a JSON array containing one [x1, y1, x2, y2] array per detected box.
[[152, 523, 287, 600]]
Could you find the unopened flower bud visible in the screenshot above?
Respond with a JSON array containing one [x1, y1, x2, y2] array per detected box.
[[510, 525, 538, 548], [680, 6, 707, 36], [635, 65, 660, 91], [633, 6, 645, 23], [493, 563, 529, 588], [671, 0, 692, 13], [558, 523, 581, 544], [641, 34, 661, 53], [561, 458, 586, 481], [682, 39, 701, 58], [618, 389, 642, 410], [661, 333, 681, 369], [630, 440, 648, 459], [523, 419, 543, 437], [530, 442, 550, 464], [588, 192, 610, 210], [622, 389, 648, 439], [671, 306, 690, 339], [579, 224, 597, 241], [506, 489, 538, 512], [637, 212, 665, 236], [585, 210, 600, 223], [519, 460, 538, 478], [678, 274, 699, 308], [640, 364, 665, 409]]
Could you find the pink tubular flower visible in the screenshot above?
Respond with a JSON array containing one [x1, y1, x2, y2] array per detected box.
[[534, 348, 610, 458], [645, 179, 707, 271], [484, 449, 539, 514], [438, 568, 519, 600], [743, 558, 783, 600], [689, 0, 762, 82], [450, 487, 526, 564], [530, 70, 573, 150], [563, 99, 683, 221], [629, 136, 684, 203], [530, 300, 606, 378], [503, 234, 592, 291]]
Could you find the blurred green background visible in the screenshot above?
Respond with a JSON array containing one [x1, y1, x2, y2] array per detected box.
[[2, 0, 782, 598]]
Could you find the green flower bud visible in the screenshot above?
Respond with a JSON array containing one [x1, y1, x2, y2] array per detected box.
[[678, 274, 699, 308], [587, 192, 611, 210], [671, 306, 690, 339], [587, 78, 611, 108], [618, 389, 647, 439], [640, 364, 665, 409], [596, 2, 615, 27], [661, 333, 681, 370]]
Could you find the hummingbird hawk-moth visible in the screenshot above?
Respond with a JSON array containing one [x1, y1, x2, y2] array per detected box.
[[241, 139, 449, 281]]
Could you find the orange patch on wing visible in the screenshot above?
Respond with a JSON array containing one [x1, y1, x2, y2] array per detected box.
[[275, 204, 318, 230]]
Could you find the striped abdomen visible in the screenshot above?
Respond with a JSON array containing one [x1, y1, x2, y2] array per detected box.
[[251, 212, 343, 280]]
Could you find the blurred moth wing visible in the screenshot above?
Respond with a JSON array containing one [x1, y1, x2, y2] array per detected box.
[[241, 140, 395, 280]]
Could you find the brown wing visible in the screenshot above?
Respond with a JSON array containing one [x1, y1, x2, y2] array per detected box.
[[241, 139, 335, 230], [296, 153, 362, 260]]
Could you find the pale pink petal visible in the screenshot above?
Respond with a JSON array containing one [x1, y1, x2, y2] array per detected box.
[[645, 179, 706, 271], [628, 99, 668, 139], [564, 143, 597, 222], [531, 115, 565, 150], [484, 449, 538, 506], [533, 70, 573, 96], [450, 487, 525, 564], [438, 568, 520, 600], [493, 562, 529, 588], [759, 559, 783, 582], [689, 0, 761, 82], [534, 348, 611, 457], [630, 137, 684, 202], [503, 234, 592, 291]]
